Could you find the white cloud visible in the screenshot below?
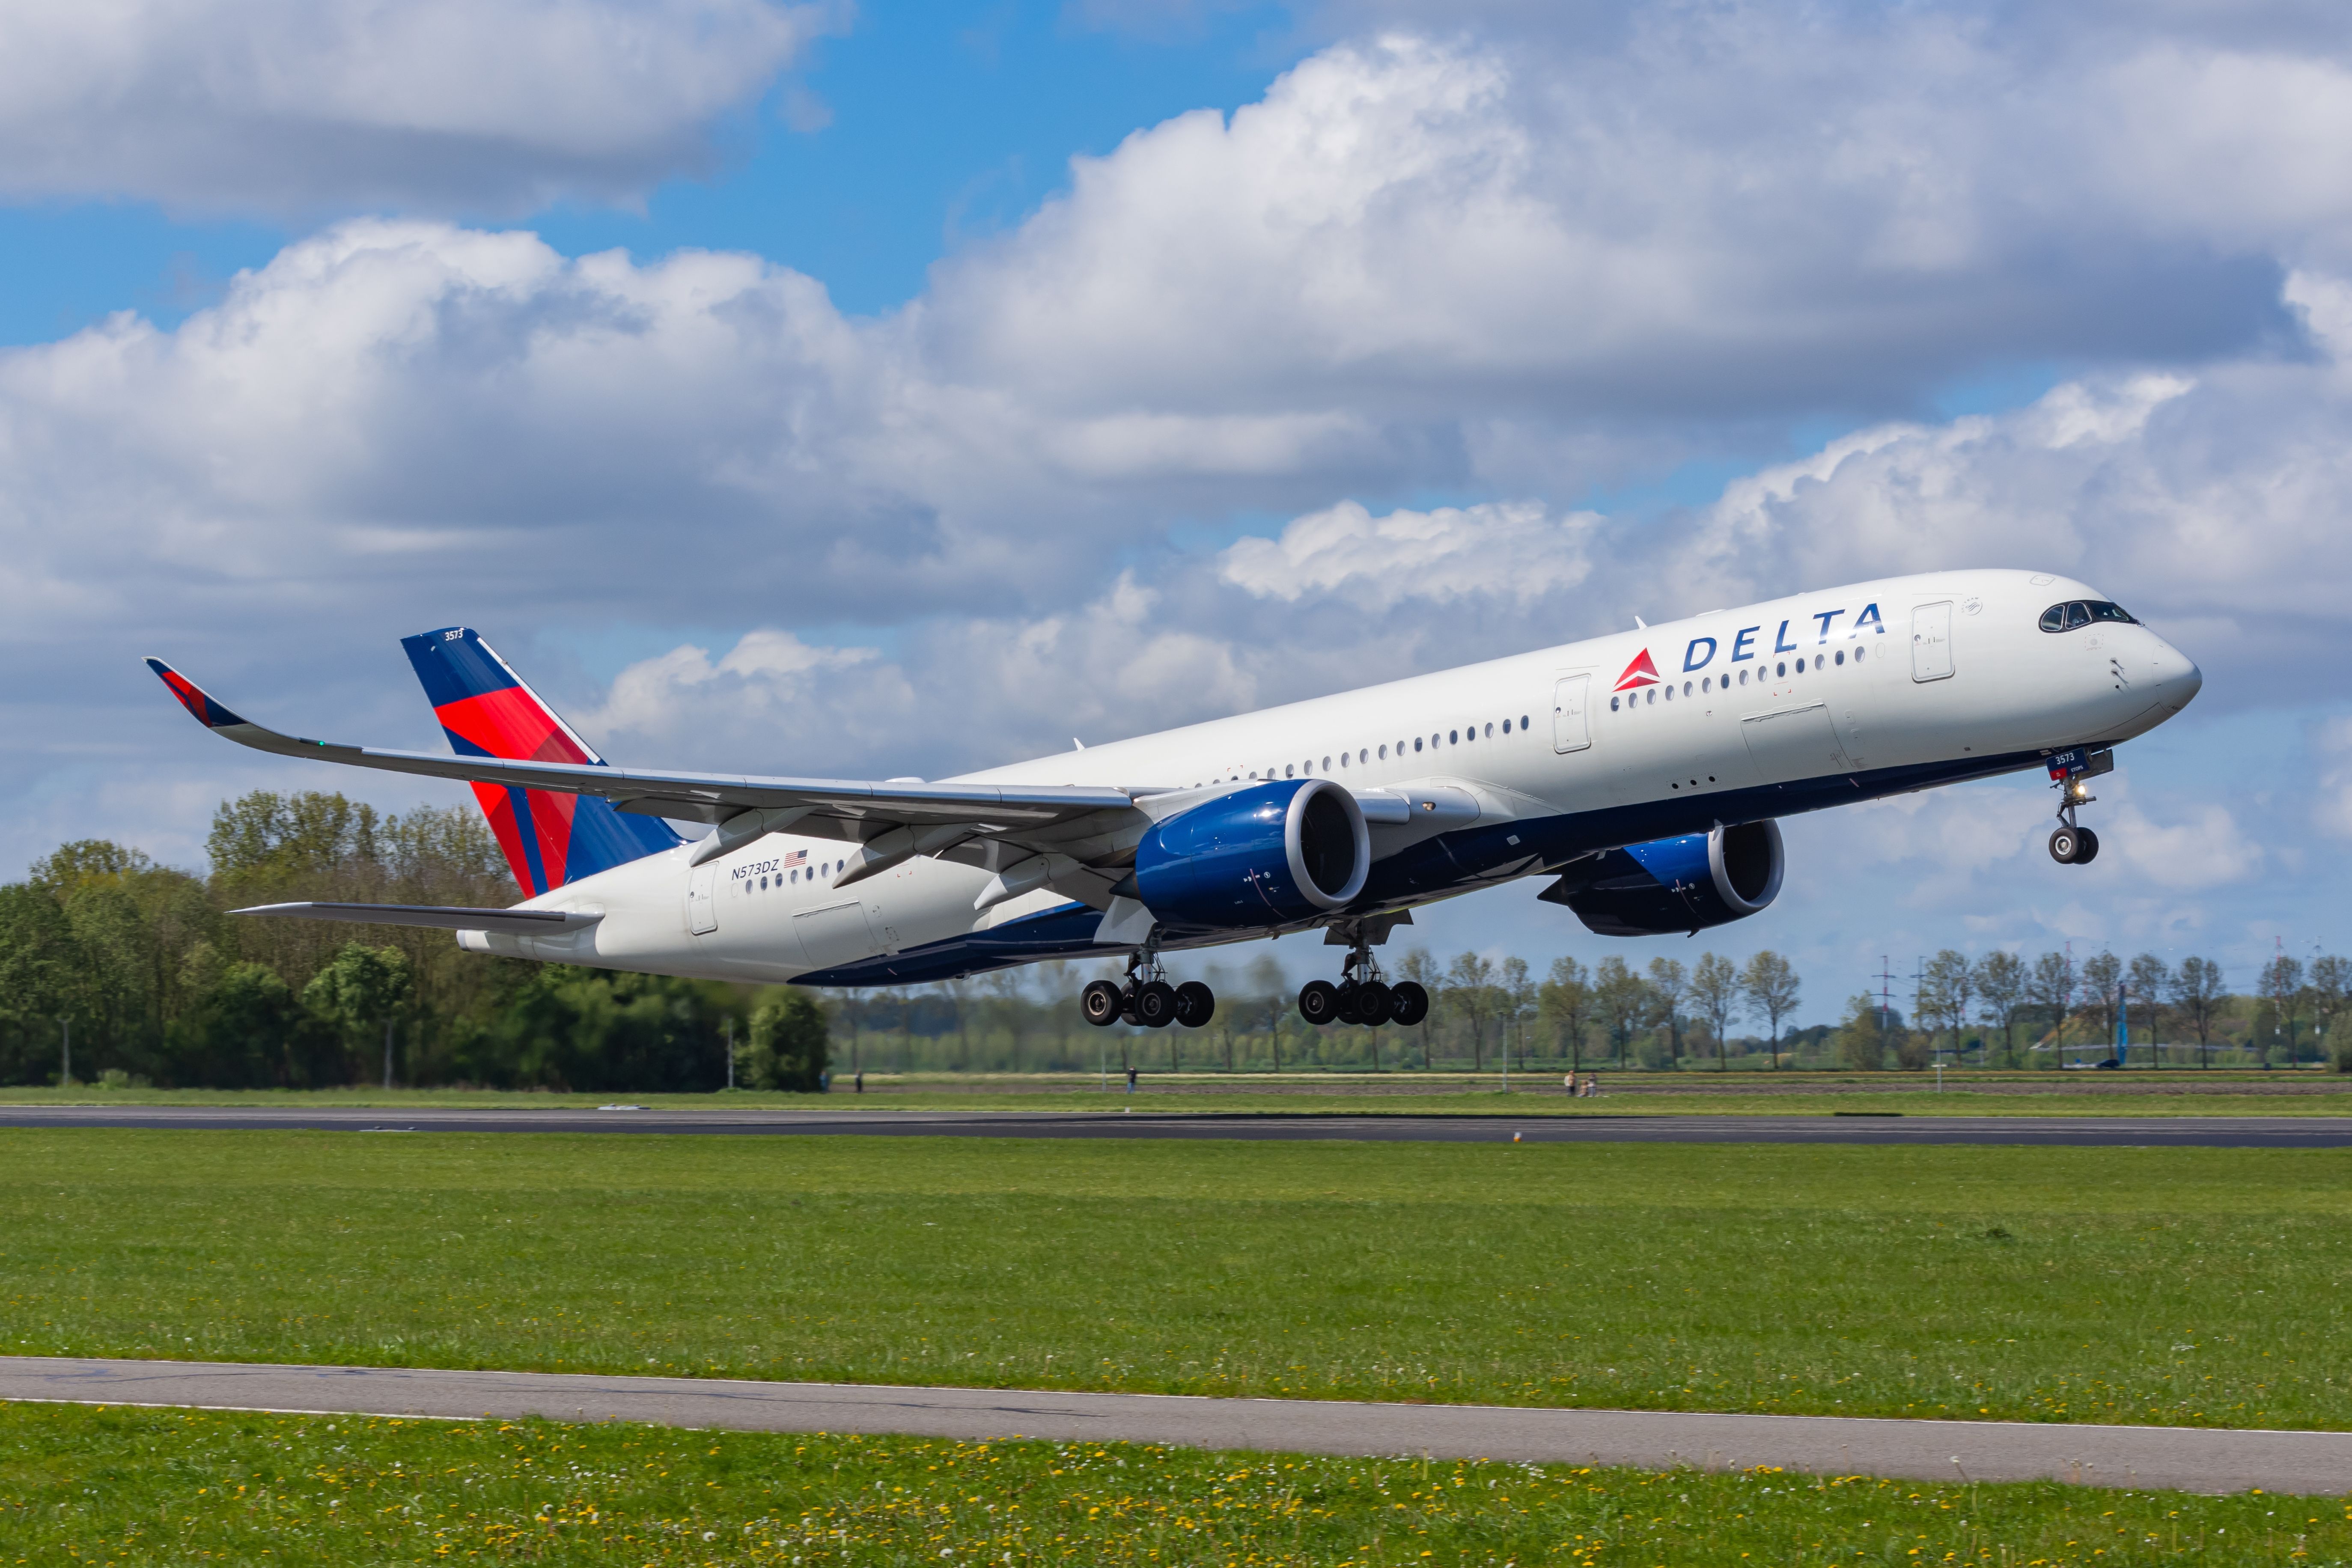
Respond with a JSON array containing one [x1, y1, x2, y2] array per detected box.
[[1218, 499, 1595, 607], [0, 0, 836, 214]]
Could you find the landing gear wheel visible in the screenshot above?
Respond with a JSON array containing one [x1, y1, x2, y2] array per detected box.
[[1174, 981, 1215, 1029], [1389, 980, 1430, 1027], [1353, 980, 1394, 1027], [1334, 985, 1362, 1026], [1298, 980, 1340, 1027], [1081, 980, 1125, 1028], [2074, 827, 2100, 865], [2049, 826, 2083, 864], [1134, 980, 1179, 1028]]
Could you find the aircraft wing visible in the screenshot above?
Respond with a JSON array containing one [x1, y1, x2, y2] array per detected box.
[[234, 902, 606, 934], [146, 658, 1145, 847]]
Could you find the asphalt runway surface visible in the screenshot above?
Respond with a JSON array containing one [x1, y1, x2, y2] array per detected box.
[[4, 1104, 2352, 1146], [5, 1357, 2346, 1494]]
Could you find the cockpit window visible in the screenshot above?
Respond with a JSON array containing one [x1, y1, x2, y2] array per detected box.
[[2039, 600, 2138, 633]]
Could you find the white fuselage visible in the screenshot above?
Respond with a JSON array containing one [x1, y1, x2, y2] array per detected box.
[[464, 569, 2200, 985]]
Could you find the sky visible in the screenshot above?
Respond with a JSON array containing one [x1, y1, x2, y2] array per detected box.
[[4, 0, 2349, 1024]]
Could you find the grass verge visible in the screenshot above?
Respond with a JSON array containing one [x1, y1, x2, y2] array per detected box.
[[1, 1402, 2342, 1565], [3, 1131, 2351, 1428], [7, 1074, 2352, 1116]]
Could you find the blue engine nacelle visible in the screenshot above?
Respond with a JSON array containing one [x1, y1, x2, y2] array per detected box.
[[1539, 820, 1784, 937], [1134, 778, 1372, 929]]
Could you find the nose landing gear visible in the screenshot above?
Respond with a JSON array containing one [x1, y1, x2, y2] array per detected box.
[[1298, 933, 1428, 1027], [1081, 949, 1216, 1030], [2044, 747, 2113, 865]]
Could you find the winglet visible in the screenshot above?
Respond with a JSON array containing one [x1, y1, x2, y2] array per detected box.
[[145, 657, 249, 730]]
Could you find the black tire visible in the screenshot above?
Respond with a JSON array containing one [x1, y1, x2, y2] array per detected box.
[[1081, 980, 1125, 1028], [1135, 980, 1179, 1028], [1298, 980, 1340, 1027], [2048, 826, 2081, 864], [1354, 980, 1394, 1026], [1390, 980, 1430, 1027], [2075, 827, 2100, 865], [1334, 985, 1362, 1026], [1174, 981, 1215, 1029]]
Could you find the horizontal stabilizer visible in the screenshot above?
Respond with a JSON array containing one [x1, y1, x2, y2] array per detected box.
[[232, 902, 604, 935]]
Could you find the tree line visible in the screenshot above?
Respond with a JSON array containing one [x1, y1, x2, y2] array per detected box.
[[0, 791, 2336, 1086]]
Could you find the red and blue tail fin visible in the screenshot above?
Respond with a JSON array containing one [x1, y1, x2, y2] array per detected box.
[[401, 627, 680, 897]]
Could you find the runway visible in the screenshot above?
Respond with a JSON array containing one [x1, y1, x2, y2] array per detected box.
[[3, 1104, 2352, 1146], [5, 1356, 2346, 1494]]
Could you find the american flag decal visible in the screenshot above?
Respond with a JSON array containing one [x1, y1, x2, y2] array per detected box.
[[784, 849, 807, 866]]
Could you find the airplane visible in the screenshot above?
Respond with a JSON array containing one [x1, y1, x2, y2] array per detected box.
[[147, 568, 2202, 1031]]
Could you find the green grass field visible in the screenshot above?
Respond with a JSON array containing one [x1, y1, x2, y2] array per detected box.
[[2, 1403, 2340, 1565], [3, 1131, 2350, 1429], [6, 1070, 2352, 1116]]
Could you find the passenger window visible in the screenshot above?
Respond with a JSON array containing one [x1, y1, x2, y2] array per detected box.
[[1775, 661, 1786, 677], [1501, 720, 1510, 735], [1359, 749, 1368, 764], [1448, 729, 1458, 744], [1322, 755, 1331, 770], [1646, 689, 1656, 705], [1611, 695, 1620, 711], [1739, 669, 1749, 684], [1484, 723, 1493, 738], [1855, 646, 1867, 661], [1414, 738, 1423, 753], [1834, 650, 1845, 665], [1521, 714, 1530, 729]]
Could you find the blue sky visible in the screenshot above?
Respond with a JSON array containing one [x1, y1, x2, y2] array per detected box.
[[2, 0, 2348, 1023]]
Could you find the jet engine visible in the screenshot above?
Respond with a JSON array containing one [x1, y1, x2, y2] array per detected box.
[[1134, 778, 1371, 929], [1539, 820, 1783, 937]]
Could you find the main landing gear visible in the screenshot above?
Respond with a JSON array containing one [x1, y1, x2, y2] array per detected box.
[[1081, 949, 1215, 1030], [2045, 748, 2112, 865], [1297, 937, 1429, 1029]]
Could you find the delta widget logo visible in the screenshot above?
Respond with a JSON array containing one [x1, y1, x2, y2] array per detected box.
[[1613, 649, 1661, 692]]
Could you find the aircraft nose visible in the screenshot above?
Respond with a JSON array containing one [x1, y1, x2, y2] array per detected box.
[[2149, 638, 2203, 711]]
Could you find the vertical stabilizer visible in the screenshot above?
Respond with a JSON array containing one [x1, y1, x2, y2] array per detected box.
[[401, 628, 680, 896]]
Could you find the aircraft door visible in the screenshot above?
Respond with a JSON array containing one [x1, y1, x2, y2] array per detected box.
[[1551, 674, 1592, 753], [686, 862, 719, 935], [1911, 601, 1954, 682]]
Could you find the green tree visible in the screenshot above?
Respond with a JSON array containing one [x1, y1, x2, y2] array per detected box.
[[743, 991, 832, 1091], [302, 942, 414, 1088], [1834, 993, 1886, 1071], [2313, 955, 2352, 1072], [1500, 955, 1534, 1071], [0, 882, 80, 1083], [1739, 951, 1800, 1068], [1688, 952, 1739, 1070], [2027, 951, 2076, 1063], [2127, 953, 2172, 1065], [2258, 954, 2305, 1067], [1446, 952, 1498, 1071], [1974, 950, 2026, 1067], [1538, 956, 1593, 1074], [2170, 956, 2226, 1068], [1594, 956, 1648, 1067], [1919, 950, 1973, 1065], [2081, 952, 2124, 1060], [1645, 957, 1688, 1068]]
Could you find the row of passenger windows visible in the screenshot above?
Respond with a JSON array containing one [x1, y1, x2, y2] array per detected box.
[[1609, 646, 1867, 711], [743, 860, 844, 893], [1191, 713, 1539, 789]]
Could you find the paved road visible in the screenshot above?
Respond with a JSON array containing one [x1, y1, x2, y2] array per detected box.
[[3, 1104, 2352, 1146], [4, 1357, 2345, 1494]]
